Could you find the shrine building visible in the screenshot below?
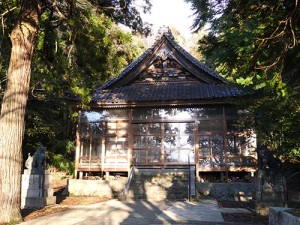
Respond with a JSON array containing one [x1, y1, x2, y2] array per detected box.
[[74, 27, 257, 181]]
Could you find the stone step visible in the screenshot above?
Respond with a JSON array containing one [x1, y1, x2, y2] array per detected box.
[[134, 176, 188, 179], [126, 193, 187, 200], [130, 184, 188, 188], [131, 178, 189, 181], [126, 193, 187, 201], [127, 193, 167, 198], [132, 182, 188, 185], [127, 193, 188, 198], [130, 189, 187, 193], [128, 189, 188, 199], [127, 170, 190, 200], [130, 185, 188, 190]]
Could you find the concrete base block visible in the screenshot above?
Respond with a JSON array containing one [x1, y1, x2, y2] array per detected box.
[[21, 196, 56, 209], [68, 178, 127, 197], [21, 171, 56, 209], [269, 207, 300, 225]]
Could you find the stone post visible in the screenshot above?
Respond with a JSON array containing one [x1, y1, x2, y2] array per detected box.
[[254, 169, 287, 215]]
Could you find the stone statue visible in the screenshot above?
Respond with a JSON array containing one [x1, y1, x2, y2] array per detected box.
[[25, 145, 46, 174], [32, 145, 46, 171], [257, 144, 281, 173], [25, 153, 33, 170]]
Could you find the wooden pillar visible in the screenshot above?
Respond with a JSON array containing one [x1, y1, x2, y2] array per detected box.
[[161, 122, 164, 163], [222, 106, 228, 177], [75, 110, 82, 179], [194, 109, 200, 181], [128, 109, 133, 173], [101, 121, 105, 178]]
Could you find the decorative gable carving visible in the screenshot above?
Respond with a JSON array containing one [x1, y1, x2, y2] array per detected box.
[[133, 55, 199, 83], [100, 27, 226, 90]]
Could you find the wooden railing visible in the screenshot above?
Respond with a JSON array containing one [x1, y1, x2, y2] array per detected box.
[[104, 156, 128, 170], [79, 156, 101, 169], [199, 156, 257, 172], [79, 156, 128, 171]]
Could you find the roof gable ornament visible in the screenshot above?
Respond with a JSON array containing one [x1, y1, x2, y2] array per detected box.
[[156, 26, 174, 40], [133, 56, 197, 83], [158, 48, 170, 61]]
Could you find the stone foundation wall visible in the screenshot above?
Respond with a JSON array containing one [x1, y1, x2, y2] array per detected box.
[[68, 178, 127, 198], [69, 171, 254, 202], [197, 182, 254, 201]]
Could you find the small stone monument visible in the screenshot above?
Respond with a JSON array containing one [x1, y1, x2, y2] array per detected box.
[[254, 145, 287, 215], [21, 145, 56, 208]]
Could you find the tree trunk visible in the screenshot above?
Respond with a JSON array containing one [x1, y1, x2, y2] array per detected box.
[[0, 1, 40, 223]]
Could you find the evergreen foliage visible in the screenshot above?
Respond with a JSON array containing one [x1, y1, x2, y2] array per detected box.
[[186, 0, 300, 164], [186, 0, 300, 89], [26, 7, 147, 170], [0, 0, 148, 173]]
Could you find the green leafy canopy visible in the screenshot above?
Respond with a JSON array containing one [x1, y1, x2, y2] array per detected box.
[[186, 0, 300, 164]]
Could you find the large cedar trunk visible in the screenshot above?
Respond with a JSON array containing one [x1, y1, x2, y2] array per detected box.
[[0, 1, 40, 223]]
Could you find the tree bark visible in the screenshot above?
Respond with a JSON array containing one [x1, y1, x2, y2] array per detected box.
[[0, 1, 40, 223]]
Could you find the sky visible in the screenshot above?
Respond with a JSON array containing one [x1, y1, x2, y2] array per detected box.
[[137, 0, 196, 39]]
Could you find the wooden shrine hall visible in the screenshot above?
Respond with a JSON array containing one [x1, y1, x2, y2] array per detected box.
[[74, 27, 257, 181]]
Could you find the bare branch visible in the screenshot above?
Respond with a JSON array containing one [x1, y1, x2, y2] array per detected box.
[[256, 19, 288, 41], [254, 56, 282, 71], [0, 6, 18, 64], [101, 0, 127, 11], [288, 17, 297, 49], [254, 0, 300, 72]]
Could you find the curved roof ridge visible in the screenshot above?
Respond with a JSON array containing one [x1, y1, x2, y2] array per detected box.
[[164, 34, 227, 83], [99, 47, 152, 90], [99, 28, 171, 90]]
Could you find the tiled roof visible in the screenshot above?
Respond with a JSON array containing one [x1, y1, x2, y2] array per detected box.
[[91, 27, 246, 106], [92, 83, 243, 103]]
